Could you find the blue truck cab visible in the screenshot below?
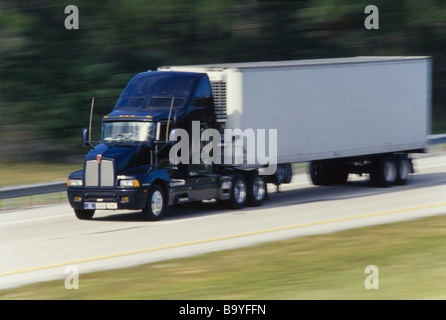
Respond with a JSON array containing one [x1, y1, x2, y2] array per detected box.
[[67, 71, 267, 220]]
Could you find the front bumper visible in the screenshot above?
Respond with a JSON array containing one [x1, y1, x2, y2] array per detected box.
[[67, 187, 149, 211]]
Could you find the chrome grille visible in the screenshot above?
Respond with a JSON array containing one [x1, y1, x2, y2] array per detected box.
[[85, 159, 115, 187], [85, 160, 99, 187], [100, 160, 115, 187]]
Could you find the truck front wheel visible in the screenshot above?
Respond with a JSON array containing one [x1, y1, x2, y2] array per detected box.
[[74, 209, 95, 220], [142, 184, 166, 221]]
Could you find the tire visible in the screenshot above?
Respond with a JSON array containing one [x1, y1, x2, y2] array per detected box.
[[332, 170, 349, 184], [309, 161, 332, 186], [142, 184, 166, 221], [271, 164, 293, 185], [370, 156, 397, 187], [247, 174, 267, 207], [227, 173, 247, 209], [395, 155, 411, 185], [74, 209, 95, 220]]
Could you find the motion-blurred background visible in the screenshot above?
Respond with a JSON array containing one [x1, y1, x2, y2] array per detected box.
[[1, 0, 445, 163]]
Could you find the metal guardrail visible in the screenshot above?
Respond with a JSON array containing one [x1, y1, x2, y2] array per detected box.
[[0, 181, 66, 200], [428, 134, 446, 145], [0, 134, 445, 201]]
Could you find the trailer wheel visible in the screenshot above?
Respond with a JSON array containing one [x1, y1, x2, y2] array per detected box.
[[74, 209, 95, 220], [142, 184, 166, 221], [247, 174, 267, 207], [395, 155, 411, 185], [309, 161, 332, 186], [371, 156, 397, 187], [332, 169, 349, 184], [228, 173, 247, 209]]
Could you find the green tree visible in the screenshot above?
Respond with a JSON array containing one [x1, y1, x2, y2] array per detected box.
[[1, 0, 446, 161]]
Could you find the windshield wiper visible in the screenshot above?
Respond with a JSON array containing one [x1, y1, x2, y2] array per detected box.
[[104, 133, 137, 146], [105, 133, 133, 141]]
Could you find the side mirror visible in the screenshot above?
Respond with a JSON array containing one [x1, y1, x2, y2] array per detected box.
[[81, 128, 90, 147]]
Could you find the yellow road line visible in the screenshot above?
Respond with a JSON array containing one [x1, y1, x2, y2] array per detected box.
[[2, 202, 446, 278]]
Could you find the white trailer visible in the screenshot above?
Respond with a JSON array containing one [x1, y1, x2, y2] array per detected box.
[[67, 57, 433, 221], [160, 57, 431, 187]]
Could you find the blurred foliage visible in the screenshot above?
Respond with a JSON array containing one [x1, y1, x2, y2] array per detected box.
[[1, 0, 446, 161]]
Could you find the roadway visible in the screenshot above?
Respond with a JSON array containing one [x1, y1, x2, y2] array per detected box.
[[1, 152, 445, 289]]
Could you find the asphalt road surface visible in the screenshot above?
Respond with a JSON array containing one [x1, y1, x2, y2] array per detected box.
[[1, 153, 446, 289]]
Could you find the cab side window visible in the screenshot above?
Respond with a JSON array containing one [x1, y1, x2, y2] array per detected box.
[[192, 79, 212, 108]]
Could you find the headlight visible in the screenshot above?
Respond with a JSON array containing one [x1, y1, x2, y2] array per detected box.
[[68, 179, 83, 187], [119, 179, 141, 188]]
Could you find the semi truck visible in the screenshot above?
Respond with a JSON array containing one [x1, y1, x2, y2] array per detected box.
[[67, 57, 431, 221]]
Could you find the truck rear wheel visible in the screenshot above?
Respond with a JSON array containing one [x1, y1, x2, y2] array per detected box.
[[228, 173, 247, 209], [247, 174, 267, 207], [74, 209, 95, 220], [142, 184, 166, 221]]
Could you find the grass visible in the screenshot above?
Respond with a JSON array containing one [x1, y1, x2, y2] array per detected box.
[[0, 162, 81, 188], [0, 192, 68, 210], [2, 213, 446, 300]]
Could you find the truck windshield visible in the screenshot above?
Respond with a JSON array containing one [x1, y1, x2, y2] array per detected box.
[[103, 122, 155, 145]]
